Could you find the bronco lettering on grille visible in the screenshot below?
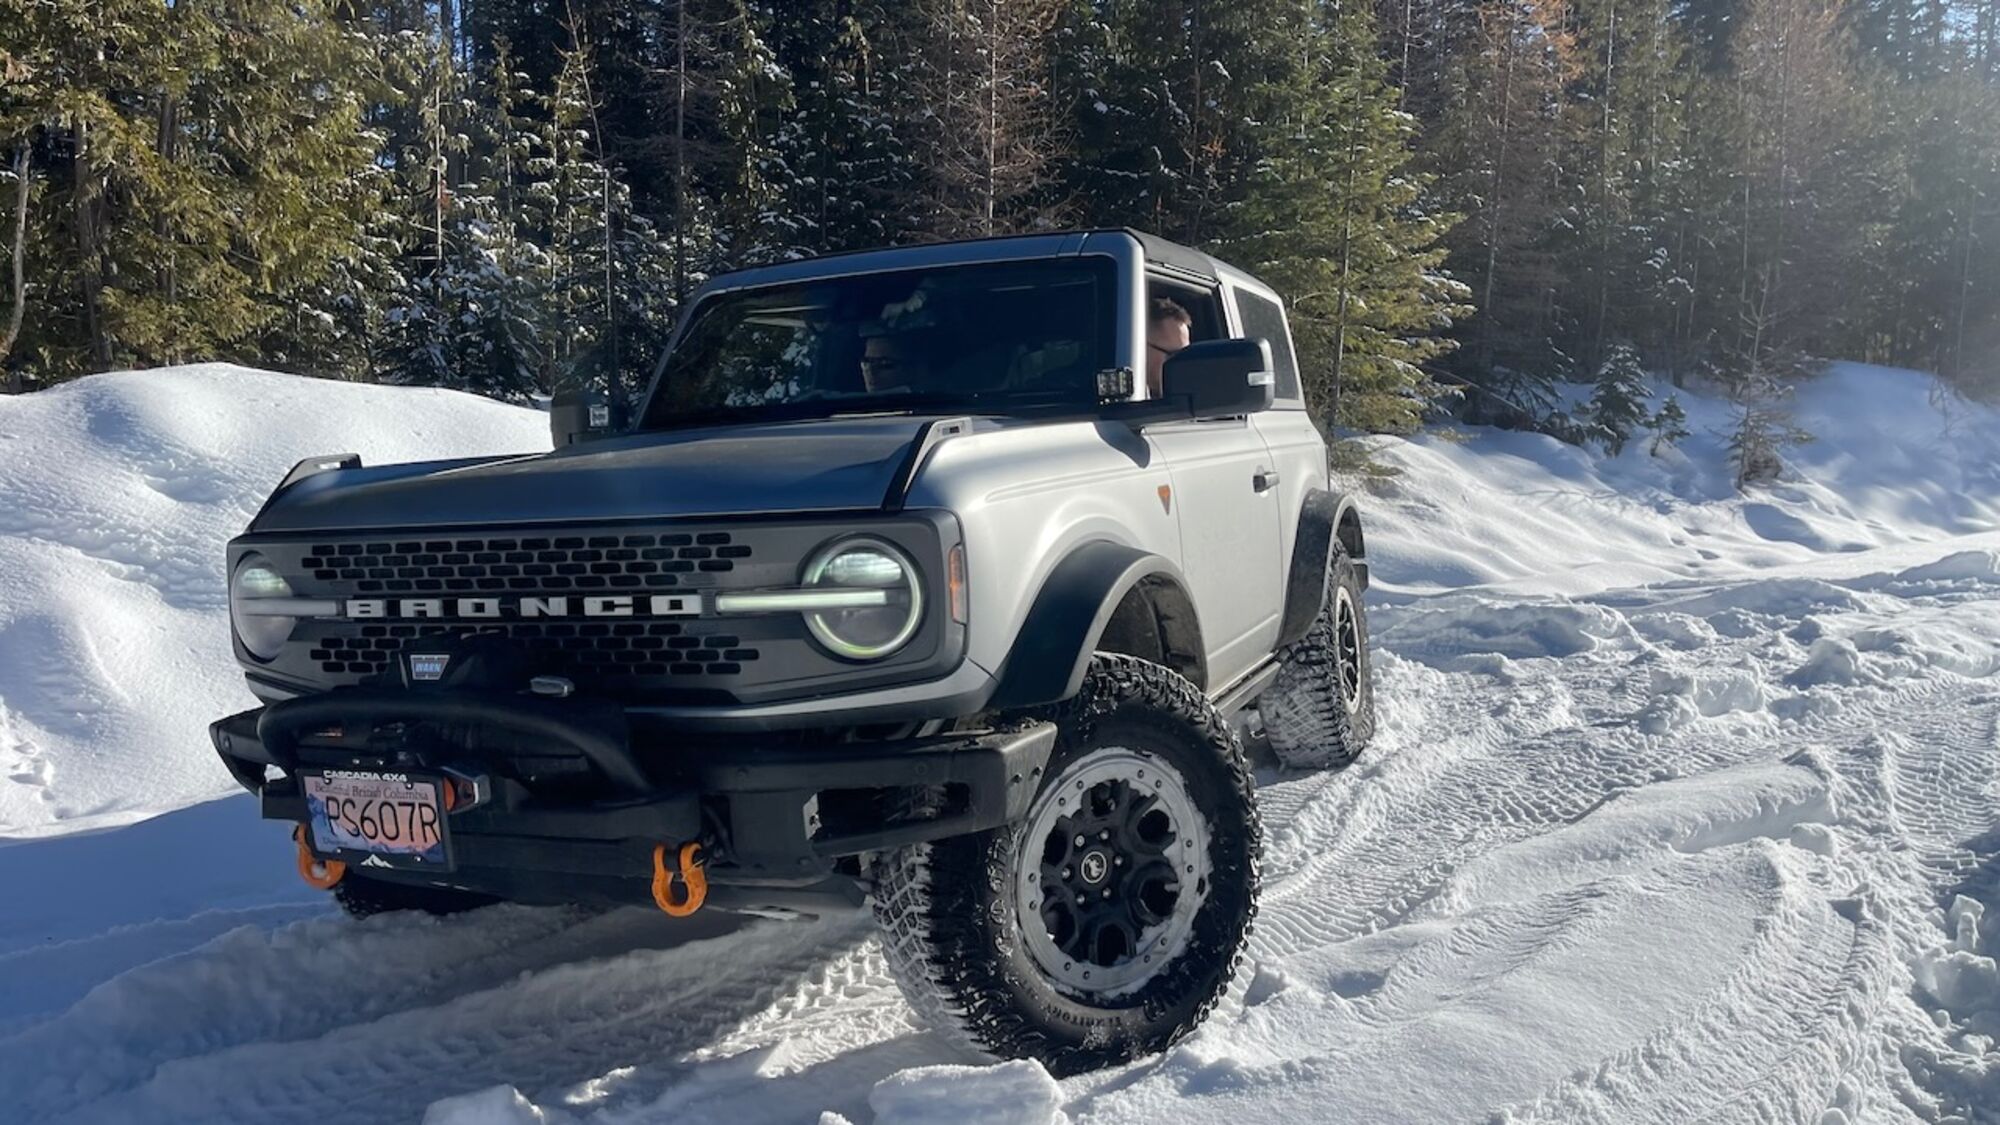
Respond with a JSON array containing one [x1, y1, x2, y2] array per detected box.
[[342, 594, 702, 619]]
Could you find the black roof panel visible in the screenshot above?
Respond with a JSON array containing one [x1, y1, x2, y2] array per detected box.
[[701, 228, 1229, 293]]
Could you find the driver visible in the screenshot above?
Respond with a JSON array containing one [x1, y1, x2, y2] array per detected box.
[[860, 331, 935, 394], [1146, 297, 1192, 397]]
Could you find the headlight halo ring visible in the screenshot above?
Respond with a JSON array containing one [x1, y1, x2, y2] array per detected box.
[[799, 535, 925, 661], [229, 552, 297, 662]]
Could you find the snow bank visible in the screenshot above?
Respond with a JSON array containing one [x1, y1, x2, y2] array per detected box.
[[1362, 361, 2000, 599], [0, 365, 546, 837]]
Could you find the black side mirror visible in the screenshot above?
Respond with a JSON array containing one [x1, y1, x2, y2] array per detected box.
[[550, 390, 626, 447], [1161, 337, 1276, 419]]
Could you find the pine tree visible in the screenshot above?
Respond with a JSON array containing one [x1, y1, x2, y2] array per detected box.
[[767, 1, 921, 253], [379, 30, 476, 390], [528, 30, 679, 399], [903, 0, 1069, 237], [1724, 333, 1816, 487], [472, 44, 549, 396], [1061, 0, 1268, 242], [1723, 0, 1888, 376], [0, 0, 380, 379], [1875, 71, 2000, 392], [1583, 341, 1651, 454], [1425, 0, 1582, 419], [1557, 0, 1692, 370], [1648, 392, 1689, 453], [1219, 0, 1469, 434]]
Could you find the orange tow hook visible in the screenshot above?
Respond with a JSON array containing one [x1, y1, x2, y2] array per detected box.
[[293, 825, 346, 890], [651, 841, 707, 917]]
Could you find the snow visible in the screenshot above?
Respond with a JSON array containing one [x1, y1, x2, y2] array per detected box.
[[1, 360, 1998, 1123], [0, 364, 548, 838], [868, 1062, 1066, 1125]]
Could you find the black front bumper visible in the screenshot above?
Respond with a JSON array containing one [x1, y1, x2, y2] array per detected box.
[[210, 687, 1055, 912]]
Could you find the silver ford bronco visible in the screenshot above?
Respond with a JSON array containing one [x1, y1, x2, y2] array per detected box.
[[209, 229, 1375, 1074]]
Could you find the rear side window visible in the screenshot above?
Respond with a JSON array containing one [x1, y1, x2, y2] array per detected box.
[[1233, 288, 1301, 403]]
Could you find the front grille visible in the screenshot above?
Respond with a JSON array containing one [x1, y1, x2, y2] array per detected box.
[[298, 531, 754, 596], [246, 516, 948, 704], [301, 620, 767, 682]]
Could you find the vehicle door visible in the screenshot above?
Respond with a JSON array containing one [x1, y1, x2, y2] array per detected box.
[[1227, 277, 1326, 603], [1144, 274, 1285, 692]]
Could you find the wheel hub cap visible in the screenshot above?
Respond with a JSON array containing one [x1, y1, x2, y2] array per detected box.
[[1013, 748, 1210, 997], [1079, 851, 1109, 884], [1336, 586, 1363, 711]]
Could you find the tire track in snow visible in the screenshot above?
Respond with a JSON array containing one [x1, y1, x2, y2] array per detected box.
[[0, 905, 849, 1122], [1493, 672, 2000, 1122], [1497, 850, 1899, 1124], [35, 913, 873, 1125], [1253, 629, 1968, 963], [1228, 583, 1995, 1124]]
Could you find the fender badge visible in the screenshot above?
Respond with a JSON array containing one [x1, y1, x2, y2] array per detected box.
[[409, 654, 451, 681], [1157, 484, 1173, 514]]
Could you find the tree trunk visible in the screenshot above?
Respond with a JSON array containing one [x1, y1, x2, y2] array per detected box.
[[1950, 192, 1974, 377], [154, 93, 180, 350], [1397, 0, 1416, 111], [73, 116, 113, 369], [1331, 103, 1358, 425], [1479, 12, 1518, 371], [983, 0, 998, 234], [672, 0, 688, 305], [1, 145, 28, 385], [1591, 0, 1617, 369]]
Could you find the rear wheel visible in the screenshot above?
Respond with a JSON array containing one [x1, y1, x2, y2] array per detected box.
[[332, 874, 496, 920], [1260, 544, 1375, 770], [870, 654, 1260, 1076]]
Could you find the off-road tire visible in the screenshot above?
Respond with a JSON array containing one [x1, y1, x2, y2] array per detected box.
[[869, 653, 1260, 1076], [1260, 544, 1375, 770], [332, 874, 497, 920]]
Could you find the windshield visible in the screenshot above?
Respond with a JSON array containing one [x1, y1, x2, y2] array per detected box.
[[639, 258, 1117, 429]]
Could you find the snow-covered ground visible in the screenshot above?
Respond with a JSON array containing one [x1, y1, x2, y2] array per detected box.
[[1, 362, 1997, 1123]]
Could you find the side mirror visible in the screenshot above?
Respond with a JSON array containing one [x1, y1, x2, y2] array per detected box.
[[550, 389, 626, 447], [1161, 337, 1276, 419]]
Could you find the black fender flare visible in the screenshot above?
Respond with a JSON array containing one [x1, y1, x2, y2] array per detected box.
[[1277, 489, 1367, 648], [987, 541, 1203, 710]]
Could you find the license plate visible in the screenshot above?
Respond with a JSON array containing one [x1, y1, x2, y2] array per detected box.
[[304, 770, 450, 870]]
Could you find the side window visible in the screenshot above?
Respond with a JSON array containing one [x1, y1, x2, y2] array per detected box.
[[1233, 288, 1301, 403], [1148, 279, 1226, 343], [1146, 277, 1226, 400]]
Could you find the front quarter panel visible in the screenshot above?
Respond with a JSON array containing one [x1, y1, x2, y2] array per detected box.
[[904, 419, 1183, 678]]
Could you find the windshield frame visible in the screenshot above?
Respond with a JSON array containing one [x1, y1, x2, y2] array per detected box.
[[635, 250, 1136, 432]]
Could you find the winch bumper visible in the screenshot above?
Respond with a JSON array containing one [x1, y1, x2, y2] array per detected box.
[[209, 688, 1056, 912]]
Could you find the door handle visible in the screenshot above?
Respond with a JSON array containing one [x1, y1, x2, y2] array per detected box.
[[1253, 467, 1280, 492]]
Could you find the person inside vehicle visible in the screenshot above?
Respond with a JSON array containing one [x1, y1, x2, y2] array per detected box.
[[1146, 297, 1192, 397], [860, 329, 935, 394]]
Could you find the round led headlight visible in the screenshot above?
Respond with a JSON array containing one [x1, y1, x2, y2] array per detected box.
[[229, 552, 296, 661], [801, 538, 924, 660]]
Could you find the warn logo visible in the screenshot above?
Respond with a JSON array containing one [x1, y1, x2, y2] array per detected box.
[[408, 654, 451, 681], [342, 595, 701, 620]]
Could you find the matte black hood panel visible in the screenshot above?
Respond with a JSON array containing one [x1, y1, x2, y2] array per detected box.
[[251, 416, 941, 533]]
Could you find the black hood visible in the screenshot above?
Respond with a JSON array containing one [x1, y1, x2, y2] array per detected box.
[[251, 415, 950, 533]]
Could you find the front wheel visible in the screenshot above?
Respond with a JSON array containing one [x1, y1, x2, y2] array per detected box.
[[870, 654, 1261, 1076]]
